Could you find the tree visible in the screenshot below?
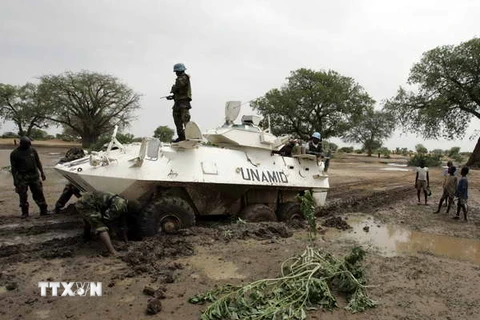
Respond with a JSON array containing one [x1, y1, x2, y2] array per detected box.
[[116, 132, 134, 144], [342, 109, 395, 156], [415, 144, 428, 154], [154, 125, 174, 142], [39, 71, 141, 147], [377, 147, 391, 158], [383, 38, 480, 167], [0, 83, 51, 137], [431, 149, 444, 157], [29, 128, 50, 140], [448, 146, 461, 158], [251, 68, 374, 140]]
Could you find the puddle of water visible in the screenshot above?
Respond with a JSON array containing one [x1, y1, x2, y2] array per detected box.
[[381, 167, 409, 172], [0, 230, 80, 246], [325, 215, 480, 264], [387, 163, 407, 167], [180, 248, 246, 280]]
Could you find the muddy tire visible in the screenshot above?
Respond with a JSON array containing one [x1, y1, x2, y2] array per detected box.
[[276, 202, 304, 221], [239, 204, 277, 222], [142, 196, 196, 236]]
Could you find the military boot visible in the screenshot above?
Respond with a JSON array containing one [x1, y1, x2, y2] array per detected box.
[[39, 205, 51, 216], [20, 205, 29, 219]]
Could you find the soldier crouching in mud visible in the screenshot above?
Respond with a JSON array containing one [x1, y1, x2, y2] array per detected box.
[[10, 136, 50, 218], [54, 147, 85, 214], [76, 191, 141, 256]]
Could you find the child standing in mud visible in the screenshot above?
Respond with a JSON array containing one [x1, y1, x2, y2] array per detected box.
[[434, 166, 457, 214], [415, 160, 430, 205], [454, 167, 469, 221]]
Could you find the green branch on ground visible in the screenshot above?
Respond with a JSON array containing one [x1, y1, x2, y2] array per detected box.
[[189, 246, 376, 319]]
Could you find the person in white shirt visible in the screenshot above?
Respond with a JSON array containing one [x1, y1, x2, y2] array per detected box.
[[415, 160, 430, 205]]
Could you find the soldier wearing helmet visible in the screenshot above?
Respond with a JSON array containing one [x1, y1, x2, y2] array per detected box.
[[9, 136, 49, 218], [167, 63, 192, 142], [306, 132, 323, 156]]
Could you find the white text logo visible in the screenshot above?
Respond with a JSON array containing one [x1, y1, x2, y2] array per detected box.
[[38, 282, 102, 297]]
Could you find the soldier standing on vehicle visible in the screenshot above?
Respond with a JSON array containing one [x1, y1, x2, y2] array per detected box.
[[10, 136, 49, 218], [167, 63, 192, 143], [54, 147, 85, 214], [76, 191, 139, 256]]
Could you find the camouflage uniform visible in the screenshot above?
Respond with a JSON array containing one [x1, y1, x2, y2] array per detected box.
[[10, 139, 48, 217], [76, 191, 128, 234], [55, 147, 85, 213], [170, 73, 192, 141]]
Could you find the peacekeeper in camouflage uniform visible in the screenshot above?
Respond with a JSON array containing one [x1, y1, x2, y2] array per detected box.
[[167, 63, 192, 142], [54, 147, 85, 214], [77, 191, 138, 256], [10, 137, 49, 218]]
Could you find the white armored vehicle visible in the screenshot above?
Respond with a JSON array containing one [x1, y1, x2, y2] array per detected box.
[[54, 102, 329, 235]]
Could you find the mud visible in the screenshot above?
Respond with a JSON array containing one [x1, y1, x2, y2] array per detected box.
[[318, 185, 412, 216], [321, 216, 352, 230]]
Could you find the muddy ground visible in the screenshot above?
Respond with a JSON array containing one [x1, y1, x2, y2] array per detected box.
[[0, 145, 479, 320]]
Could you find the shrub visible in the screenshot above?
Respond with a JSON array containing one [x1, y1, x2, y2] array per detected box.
[[338, 146, 353, 153], [415, 144, 428, 154], [452, 154, 464, 164], [408, 154, 442, 167], [448, 146, 461, 158], [2, 131, 19, 138], [29, 128, 50, 140], [377, 147, 391, 158]]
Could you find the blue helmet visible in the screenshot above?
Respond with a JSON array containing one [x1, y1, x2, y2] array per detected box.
[[173, 63, 186, 72], [312, 132, 321, 139]]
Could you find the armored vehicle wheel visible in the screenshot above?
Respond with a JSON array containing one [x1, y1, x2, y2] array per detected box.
[[276, 202, 304, 221], [239, 204, 277, 222], [142, 196, 196, 236]]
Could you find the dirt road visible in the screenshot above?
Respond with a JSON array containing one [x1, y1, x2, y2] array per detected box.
[[0, 147, 479, 320]]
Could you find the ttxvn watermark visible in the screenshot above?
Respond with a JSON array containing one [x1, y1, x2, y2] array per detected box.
[[38, 282, 102, 297]]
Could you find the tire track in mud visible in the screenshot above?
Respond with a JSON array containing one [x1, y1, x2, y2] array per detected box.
[[0, 181, 412, 265]]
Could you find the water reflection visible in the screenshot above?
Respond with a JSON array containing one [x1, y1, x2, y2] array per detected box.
[[326, 216, 480, 264]]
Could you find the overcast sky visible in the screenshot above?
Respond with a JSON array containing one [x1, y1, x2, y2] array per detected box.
[[1, 0, 479, 151]]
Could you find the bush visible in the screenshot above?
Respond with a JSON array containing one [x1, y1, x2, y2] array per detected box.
[[29, 128, 50, 140], [56, 132, 79, 142], [415, 144, 428, 154], [452, 154, 464, 164], [2, 131, 19, 138], [377, 147, 391, 158], [354, 149, 363, 154], [448, 146, 461, 158], [408, 154, 442, 167], [116, 132, 134, 144], [339, 147, 354, 153]]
